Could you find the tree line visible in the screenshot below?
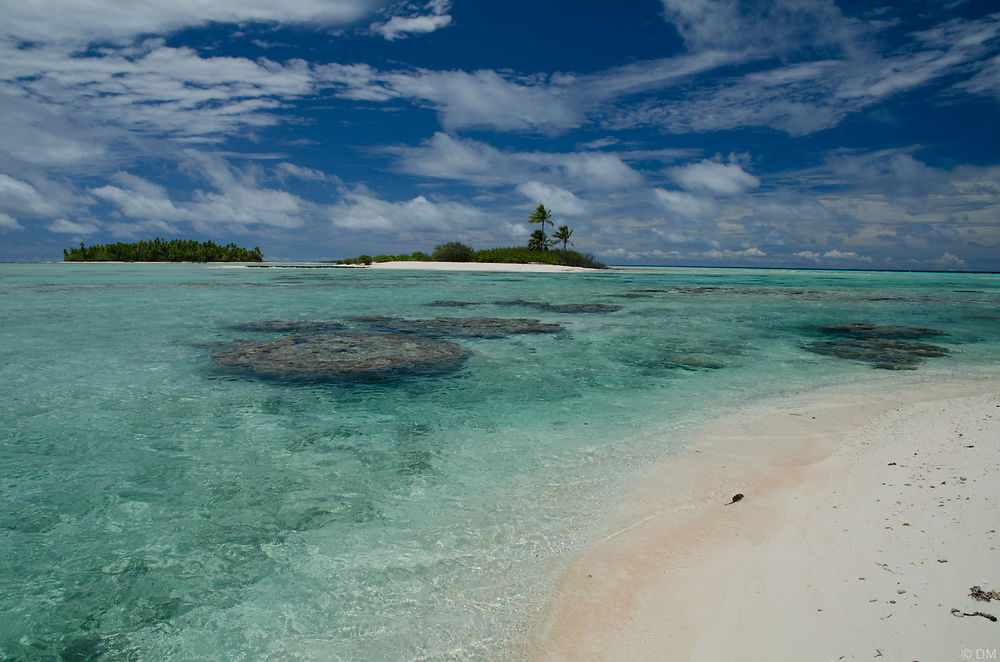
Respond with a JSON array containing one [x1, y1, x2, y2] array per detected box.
[[63, 238, 264, 262]]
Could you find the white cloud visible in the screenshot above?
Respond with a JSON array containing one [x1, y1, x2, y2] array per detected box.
[[391, 132, 643, 190], [703, 246, 766, 259], [371, 0, 453, 41], [822, 249, 872, 262], [660, 0, 865, 57], [516, 182, 588, 216], [670, 160, 760, 194], [91, 172, 186, 221], [0, 212, 21, 230], [0, 0, 382, 45], [0, 174, 63, 218], [1, 42, 316, 141], [47, 218, 99, 234], [652, 188, 718, 219], [931, 252, 967, 270], [276, 162, 339, 183], [330, 188, 482, 233], [320, 66, 583, 133], [90, 153, 309, 230]]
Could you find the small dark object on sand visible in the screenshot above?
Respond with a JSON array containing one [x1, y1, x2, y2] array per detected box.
[[970, 585, 1000, 602], [951, 608, 998, 622], [725, 493, 744, 505]]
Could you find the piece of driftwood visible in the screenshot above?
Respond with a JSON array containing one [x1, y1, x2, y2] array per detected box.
[[951, 608, 998, 622]]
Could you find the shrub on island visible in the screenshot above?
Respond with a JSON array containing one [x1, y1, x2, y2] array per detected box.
[[336, 245, 606, 269], [63, 238, 263, 262], [336, 251, 433, 265]]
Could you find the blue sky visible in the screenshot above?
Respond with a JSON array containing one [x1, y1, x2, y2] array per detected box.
[[1, 0, 998, 269]]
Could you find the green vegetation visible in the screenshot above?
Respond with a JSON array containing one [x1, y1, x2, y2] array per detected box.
[[552, 225, 574, 250], [432, 242, 476, 261], [336, 251, 433, 265], [527, 229, 551, 251], [473, 246, 605, 268], [527, 204, 554, 249], [63, 238, 263, 262]]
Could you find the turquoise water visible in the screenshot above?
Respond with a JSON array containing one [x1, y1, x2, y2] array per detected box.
[[1, 264, 998, 661]]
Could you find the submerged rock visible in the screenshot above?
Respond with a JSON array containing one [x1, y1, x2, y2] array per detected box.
[[212, 332, 470, 381], [815, 323, 945, 339], [493, 300, 622, 313], [230, 320, 345, 333], [351, 316, 563, 338], [428, 300, 479, 307], [804, 337, 948, 370]]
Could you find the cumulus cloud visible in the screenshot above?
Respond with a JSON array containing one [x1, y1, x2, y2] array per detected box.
[[0, 212, 21, 230], [931, 252, 967, 270], [46, 218, 100, 234], [329, 188, 482, 232], [90, 152, 309, 230], [703, 246, 766, 259], [670, 159, 760, 195], [371, 0, 453, 40], [516, 182, 588, 216], [652, 188, 718, 220]]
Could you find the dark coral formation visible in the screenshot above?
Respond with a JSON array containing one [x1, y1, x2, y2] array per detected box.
[[212, 332, 470, 381], [351, 316, 564, 338], [815, 323, 945, 339], [493, 300, 622, 313], [230, 320, 345, 333], [805, 322, 949, 369]]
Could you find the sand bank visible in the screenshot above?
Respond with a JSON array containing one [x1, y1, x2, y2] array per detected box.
[[529, 375, 1000, 661]]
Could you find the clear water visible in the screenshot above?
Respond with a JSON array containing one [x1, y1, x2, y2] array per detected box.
[[1, 264, 998, 661]]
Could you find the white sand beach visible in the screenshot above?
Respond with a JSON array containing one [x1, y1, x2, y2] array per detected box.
[[529, 375, 1000, 661]]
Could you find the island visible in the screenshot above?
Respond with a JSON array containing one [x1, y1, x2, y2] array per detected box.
[[334, 205, 606, 269], [63, 238, 263, 263]]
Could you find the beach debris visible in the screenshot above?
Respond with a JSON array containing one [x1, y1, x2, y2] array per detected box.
[[951, 608, 998, 622], [725, 493, 744, 505], [493, 299, 622, 313], [230, 320, 345, 333], [971, 586, 1000, 602], [350, 315, 564, 338], [212, 332, 471, 381]]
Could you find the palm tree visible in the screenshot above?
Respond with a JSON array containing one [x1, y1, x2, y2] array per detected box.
[[527, 229, 552, 251], [552, 225, 573, 250], [527, 204, 553, 248]]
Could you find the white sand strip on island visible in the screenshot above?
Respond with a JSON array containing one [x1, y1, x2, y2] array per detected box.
[[368, 261, 600, 272], [527, 375, 1000, 662]]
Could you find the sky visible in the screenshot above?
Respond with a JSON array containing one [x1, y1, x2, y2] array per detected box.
[[1, 0, 998, 269]]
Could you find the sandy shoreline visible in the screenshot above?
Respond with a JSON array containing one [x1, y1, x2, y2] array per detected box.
[[527, 375, 1000, 661]]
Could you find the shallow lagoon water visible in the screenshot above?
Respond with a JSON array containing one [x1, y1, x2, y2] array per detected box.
[[1, 264, 998, 660]]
